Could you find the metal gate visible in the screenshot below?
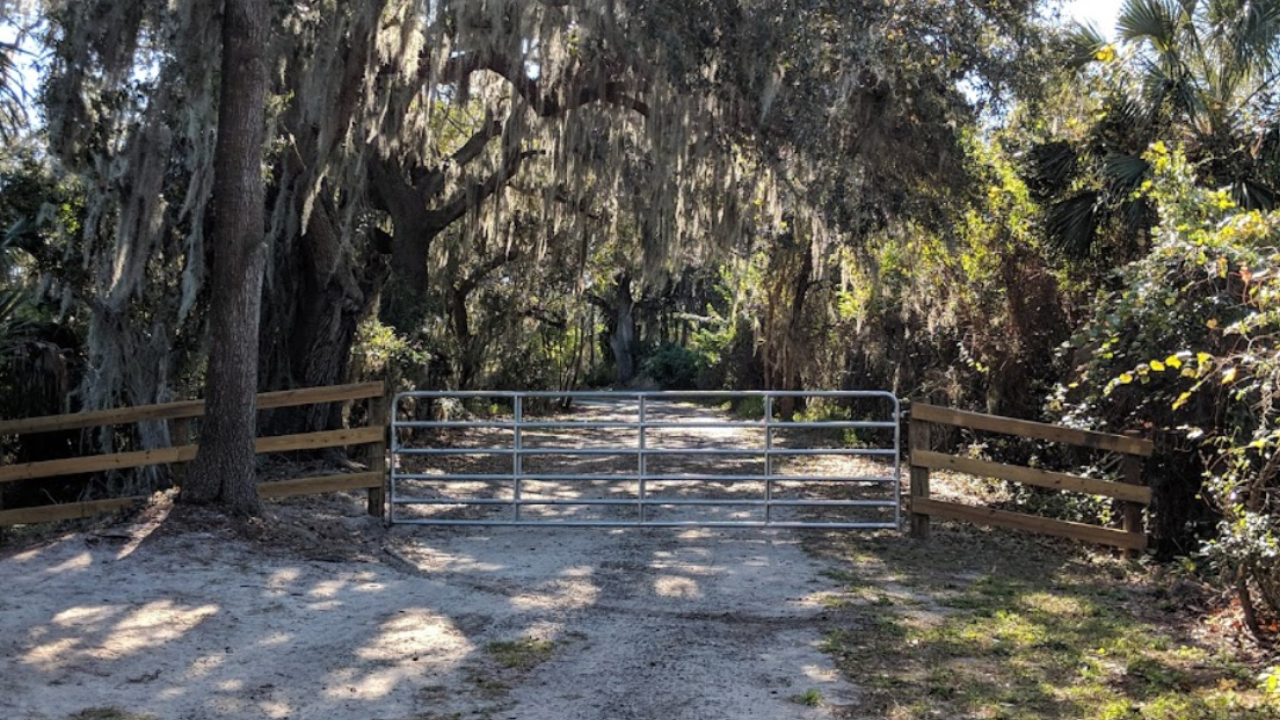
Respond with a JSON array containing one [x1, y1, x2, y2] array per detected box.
[[389, 390, 901, 528]]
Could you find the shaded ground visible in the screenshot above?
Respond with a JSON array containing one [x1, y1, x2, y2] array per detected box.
[[0, 493, 856, 720]]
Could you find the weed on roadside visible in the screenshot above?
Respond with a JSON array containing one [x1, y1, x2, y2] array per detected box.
[[484, 636, 557, 671], [791, 688, 823, 706]]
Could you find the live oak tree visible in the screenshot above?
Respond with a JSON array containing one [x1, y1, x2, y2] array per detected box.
[[180, 0, 270, 513], [37, 0, 1041, 510]]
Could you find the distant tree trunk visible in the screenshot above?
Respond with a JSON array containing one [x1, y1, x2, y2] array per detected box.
[[586, 273, 639, 386], [609, 273, 638, 385], [258, 195, 389, 435], [182, 0, 270, 515], [764, 243, 812, 420]]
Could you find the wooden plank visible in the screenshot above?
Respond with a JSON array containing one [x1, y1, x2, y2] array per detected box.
[[256, 382, 384, 411], [254, 426, 384, 455], [910, 403, 1154, 457], [912, 450, 1152, 505], [0, 400, 205, 436], [2, 470, 385, 525], [259, 472, 383, 499], [908, 418, 931, 540], [0, 446, 194, 484], [0, 496, 146, 526], [911, 497, 1147, 551], [0, 382, 383, 436], [1, 426, 384, 484]]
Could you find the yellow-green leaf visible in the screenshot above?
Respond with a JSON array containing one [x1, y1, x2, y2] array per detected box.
[[1207, 318, 1219, 329], [1197, 352, 1213, 365], [1222, 367, 1238, 384], [1165, 355, 1182, 369], [1150, 360, 1166, 372], [1173, 392, 1192, 410], [1119, 372, 1134, 384]]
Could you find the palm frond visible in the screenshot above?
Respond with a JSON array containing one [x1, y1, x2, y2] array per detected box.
[[1120, 0, 1184, 52], [1022, 140, 1080, 201], [1066, 23, 1111, 69], [1046, 191, 1103, 259], [1232, 177, 1279, 210], [1104, 153, 1152, 194]]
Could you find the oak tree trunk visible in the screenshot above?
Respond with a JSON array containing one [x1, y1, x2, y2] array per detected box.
[[258, 196, 389, 435], [609, 274, 638, 385], [182, 0, 270, 515]]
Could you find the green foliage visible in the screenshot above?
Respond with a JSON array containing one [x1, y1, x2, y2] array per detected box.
[[640, 342, 707, 390], [351, 317, 430, 393], [790, 688, 823, 707], [1059, 143, 1280, 615]]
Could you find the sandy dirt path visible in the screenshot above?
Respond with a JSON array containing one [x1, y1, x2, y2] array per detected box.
[[0, 518, 857, 720], [0, 401, 875, 720]]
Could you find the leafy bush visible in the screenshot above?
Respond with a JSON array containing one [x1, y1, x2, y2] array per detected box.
[[1057, 144, 1280, 626], [640, 342, 708, 390]]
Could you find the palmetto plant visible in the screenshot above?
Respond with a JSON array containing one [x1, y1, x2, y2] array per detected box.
[[0, 221, 35, 359], [1027, 0, 1280, 260]]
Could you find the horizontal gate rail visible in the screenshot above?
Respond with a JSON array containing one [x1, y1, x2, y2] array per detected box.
[[390, 390, 901, 529]]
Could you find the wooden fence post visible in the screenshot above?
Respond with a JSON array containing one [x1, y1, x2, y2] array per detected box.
[[1120, 453, 1145, 557], [909, 415, 931, 540], [170, 417, 192, 485], [366, 390, 388, 518]]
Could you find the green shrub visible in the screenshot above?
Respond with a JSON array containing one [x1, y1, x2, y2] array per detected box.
[[640, 343, 708, 390], [1057, 144, 1280, 622]]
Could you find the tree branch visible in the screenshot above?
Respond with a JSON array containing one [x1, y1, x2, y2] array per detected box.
[[438, 51, 649, 118], [458, 247, 520, 296], [429, 137, 544, 230]]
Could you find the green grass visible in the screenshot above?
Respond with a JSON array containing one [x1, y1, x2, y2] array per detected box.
[[484, 637, 557, 671], [805, 530, 1278, 720], [791, 688, 823, 706]]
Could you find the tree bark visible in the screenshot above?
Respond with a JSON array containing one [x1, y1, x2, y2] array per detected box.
[[258, 193, 389, 435], [182, 0, 270, 515], [610, 273, 638, 385]]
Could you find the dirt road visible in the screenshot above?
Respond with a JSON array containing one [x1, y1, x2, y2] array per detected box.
[[0, 512, 857, 719], [1, 398, 881, 719]]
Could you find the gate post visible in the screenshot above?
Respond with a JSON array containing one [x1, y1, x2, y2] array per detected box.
[[1120, 453, 1145, 558], [908, 413, 931, 540], [367, 387, 388, 518]]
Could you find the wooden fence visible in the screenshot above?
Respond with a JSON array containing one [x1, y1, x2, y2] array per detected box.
[[0, 382, 387, 527], [908, 402, 1155, 551]]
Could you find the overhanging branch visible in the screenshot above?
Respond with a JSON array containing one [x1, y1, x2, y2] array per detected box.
[[437, 51, 649, 118]]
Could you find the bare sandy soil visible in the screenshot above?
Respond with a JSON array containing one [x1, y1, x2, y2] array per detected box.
[[0, 399, 880, 720]]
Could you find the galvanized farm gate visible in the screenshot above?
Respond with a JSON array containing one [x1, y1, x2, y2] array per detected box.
[[389, 390, 901, 529]]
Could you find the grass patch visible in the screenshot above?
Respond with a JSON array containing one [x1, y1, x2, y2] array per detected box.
[[484, 636, 557, 671], [791, 688, 823, 706], [806, 529, 1279, 720]]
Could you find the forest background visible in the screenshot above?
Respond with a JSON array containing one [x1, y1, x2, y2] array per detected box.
[[2, 0, 1280, 643]]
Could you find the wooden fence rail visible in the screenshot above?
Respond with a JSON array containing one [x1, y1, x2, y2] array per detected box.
[[908, 402, 1154, 552], [0, 382, 387, 528]]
